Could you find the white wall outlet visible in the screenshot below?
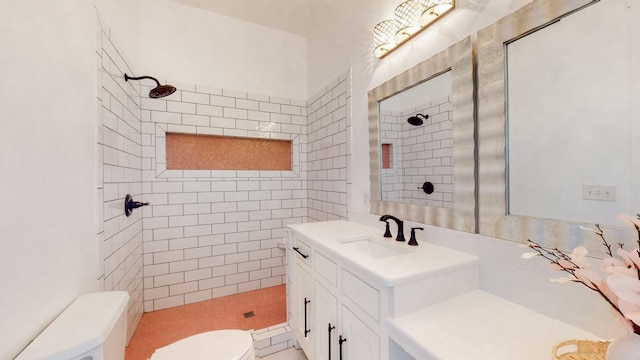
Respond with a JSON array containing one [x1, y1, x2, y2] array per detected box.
[[583, 184, 616, 201]]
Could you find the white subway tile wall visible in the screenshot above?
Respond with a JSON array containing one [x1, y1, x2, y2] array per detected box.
[[253, 322, 295, 358], [380, 96, 454, 208], [96, 19, 144, 343], [139, 72, 351, 311], [306, 72, 351, 221]]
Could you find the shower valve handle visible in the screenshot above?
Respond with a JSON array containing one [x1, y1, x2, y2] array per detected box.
[[130, 201, 149, 209], [124, 194, 149, 217]]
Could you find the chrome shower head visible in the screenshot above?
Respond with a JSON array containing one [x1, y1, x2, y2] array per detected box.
[[407, 113, 428, 126], [124, 73, 177, 99]]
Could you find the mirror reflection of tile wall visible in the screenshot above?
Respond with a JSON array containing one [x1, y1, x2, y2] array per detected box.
[[380, 95, 453, 208]]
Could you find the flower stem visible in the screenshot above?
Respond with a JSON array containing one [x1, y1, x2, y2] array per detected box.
[[527, 239, 640, 334], [595, 224, 613, 257]]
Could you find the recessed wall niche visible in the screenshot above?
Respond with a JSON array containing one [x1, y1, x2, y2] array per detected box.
[[166, 132, 292, 170], [381, 143, 393, 169]]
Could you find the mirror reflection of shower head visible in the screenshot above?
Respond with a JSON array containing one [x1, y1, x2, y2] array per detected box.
[[407, 113, 428, 126], [124, 73, 177, 99]]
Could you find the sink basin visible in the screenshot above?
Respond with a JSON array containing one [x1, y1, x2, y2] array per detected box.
[[340, 237, 410, 259]]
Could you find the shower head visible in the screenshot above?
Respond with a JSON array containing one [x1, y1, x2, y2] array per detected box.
[[124, 73, 177, 99], [407, 113, 428, 126]]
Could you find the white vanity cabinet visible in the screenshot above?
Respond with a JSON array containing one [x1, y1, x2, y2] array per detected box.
[[341, 305, 379, 360], [291, 238, 314, 356], [287, 221, 480, 360], [313, 281, 337, 360], [294, 256, 314, 356], [289, 231, 382, 360]]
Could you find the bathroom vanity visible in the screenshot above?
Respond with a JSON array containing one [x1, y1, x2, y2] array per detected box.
[[287, 220, 480, 360], [287, 220, 603, 360]]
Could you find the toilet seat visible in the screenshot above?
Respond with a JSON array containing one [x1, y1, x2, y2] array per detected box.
[[149, 330, 255, 360]]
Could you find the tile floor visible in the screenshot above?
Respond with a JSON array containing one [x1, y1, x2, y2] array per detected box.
[[125, 284, 302, 360]]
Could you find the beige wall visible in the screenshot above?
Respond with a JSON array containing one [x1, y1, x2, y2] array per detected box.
[[0, 1, 100, 358]]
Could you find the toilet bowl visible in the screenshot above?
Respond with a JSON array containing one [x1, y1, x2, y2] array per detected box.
[[149, 329, 255, 360]]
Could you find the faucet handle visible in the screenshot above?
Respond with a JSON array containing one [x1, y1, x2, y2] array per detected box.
[[382, 221, 392, 238], [379, 216, 393, 238], [408, 227, 424, 246]]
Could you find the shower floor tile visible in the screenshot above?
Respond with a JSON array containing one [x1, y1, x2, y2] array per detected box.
[[125, 284, 286, 360]]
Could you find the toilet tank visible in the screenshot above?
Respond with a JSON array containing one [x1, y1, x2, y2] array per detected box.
[[15, 291, 129, 360]]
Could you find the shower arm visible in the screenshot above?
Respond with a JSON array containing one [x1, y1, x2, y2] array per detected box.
[[124, 73, 161, 87]]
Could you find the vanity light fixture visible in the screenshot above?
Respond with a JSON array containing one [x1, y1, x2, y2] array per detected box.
[[373, 0, 455, 58], [419, 0, 455, 26], [373, 20, 398, 58], [394, 0, 424, 43]]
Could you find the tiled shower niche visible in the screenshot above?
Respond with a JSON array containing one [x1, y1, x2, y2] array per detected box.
[[166, 133, 292, 171]]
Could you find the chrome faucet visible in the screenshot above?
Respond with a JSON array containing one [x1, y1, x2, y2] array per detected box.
[[379, 215, 405, 242]]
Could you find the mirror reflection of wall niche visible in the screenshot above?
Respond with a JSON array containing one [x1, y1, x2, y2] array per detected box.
[[506, 0, 637, 226], [379, 71, 453, 208], [381, 143, 393, 169]]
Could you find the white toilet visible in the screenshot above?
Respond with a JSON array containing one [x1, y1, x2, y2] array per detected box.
[[13, 289, 253, 360], [149, 329, 255, 360], [15, 291, 129, 360]]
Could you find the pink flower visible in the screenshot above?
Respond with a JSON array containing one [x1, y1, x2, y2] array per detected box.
[[617, 214, 640, 230], [607, 274, 640, 327], [602, 256, 627, 272], [551, 246, 590, 270], [616, 248, 640, 269], [574, 269, 601, 290], [579, 225, 603, 236], [569, 246, 590, 269], [608, 274, 640, 305], [521, 252, 539, 259]]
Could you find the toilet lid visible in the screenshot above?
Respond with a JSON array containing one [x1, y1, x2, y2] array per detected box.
[[150, 330, 253, 360]]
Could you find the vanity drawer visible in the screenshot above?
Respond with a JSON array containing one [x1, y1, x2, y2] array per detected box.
[[292, 237, 311, 267], [342, 270, 379, 321], [314, 251, 337, 287]]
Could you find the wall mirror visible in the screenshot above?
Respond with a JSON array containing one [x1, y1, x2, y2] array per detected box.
[[369, 36, 475, 232], [477, 0, 639, 256]]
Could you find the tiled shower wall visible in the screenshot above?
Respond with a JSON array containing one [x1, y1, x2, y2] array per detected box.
[[139, 82, 309, 311], [96, 18, 144, 342], [139, 70, 351, 311], [380, 96, 453, 208], [380, 110, 402, 202], [306, 71, 351, 221]]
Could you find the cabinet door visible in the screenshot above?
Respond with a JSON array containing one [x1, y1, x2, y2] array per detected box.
[[295, 259, 314, 356], [314, 282, 338, 360], [340, 306, 379, 360]]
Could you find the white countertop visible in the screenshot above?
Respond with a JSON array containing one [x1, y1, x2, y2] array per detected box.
[[386, 290, 603, 360], [288, 220, 479, 286]]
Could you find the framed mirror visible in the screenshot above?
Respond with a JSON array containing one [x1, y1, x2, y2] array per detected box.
[[477, 0, 638, 256], [368, 36, 475, 232]]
